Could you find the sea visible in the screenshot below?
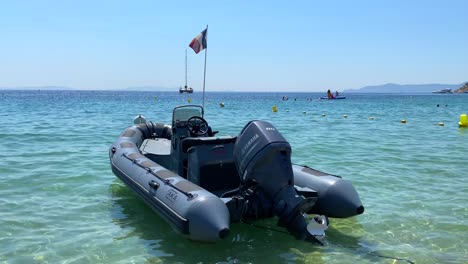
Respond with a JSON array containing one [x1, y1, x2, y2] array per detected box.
[[0, 90, 467, 264]]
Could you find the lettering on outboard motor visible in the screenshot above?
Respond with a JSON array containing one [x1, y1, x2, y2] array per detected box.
[[166, 189, 178, 203], [241, 134, 259, 156]]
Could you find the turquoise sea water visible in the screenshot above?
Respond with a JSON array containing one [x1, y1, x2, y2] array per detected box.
[[0, 90, 467, 264]]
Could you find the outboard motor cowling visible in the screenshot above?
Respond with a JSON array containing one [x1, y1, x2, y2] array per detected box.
[[234, 121, 317, 240]]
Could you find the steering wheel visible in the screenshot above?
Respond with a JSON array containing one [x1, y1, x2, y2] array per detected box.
[[187, 116, 209, 136]]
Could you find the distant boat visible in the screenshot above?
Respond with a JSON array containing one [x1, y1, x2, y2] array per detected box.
[[432, 88, 452, 94], [180, 49, 194, 94], [179, 86, 193, 94], [320, 96, 346, 100]]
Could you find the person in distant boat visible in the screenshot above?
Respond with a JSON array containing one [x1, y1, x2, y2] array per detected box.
[[327, 89, 335, 99], [335, 91, 339, 97]]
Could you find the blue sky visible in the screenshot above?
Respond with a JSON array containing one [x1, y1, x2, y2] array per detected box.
[[1, 0, 467, 92]]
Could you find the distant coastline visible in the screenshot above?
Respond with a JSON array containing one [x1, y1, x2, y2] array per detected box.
[[454, 83, 468, 93], [1, 81, 467, 93], [343, 82, 467, 94], [0, 86, 75, 91]]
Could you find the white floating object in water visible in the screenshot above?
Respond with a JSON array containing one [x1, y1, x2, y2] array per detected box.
[[306, 215, 328, 237], [133, 114, 146, 124]]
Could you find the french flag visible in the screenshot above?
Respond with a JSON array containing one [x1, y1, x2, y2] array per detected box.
[[189, 28, 207, 54]]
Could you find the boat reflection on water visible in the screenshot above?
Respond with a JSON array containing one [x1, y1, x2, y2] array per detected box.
[[110, 182, 336, 263], [110, 181, 373, 263]]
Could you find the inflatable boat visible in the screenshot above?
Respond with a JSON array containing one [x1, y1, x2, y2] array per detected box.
[[109, 105, 364, 243], [320, 96, 346, 100]]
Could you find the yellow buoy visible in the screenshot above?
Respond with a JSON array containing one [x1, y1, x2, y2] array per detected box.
[[459, 114, 468, 127], [219, 102, 225, 107], [187, 98, 191, 103], [401, 119, 407, 124], [272, 106, 278, 112], [437, 122, 444, 126], [34, 255, 45, 261]]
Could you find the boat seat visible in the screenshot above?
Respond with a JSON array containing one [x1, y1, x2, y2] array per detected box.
[[186, 138, 240, 195], [175, 136, 236, 178], [181, 136, 237, 153]]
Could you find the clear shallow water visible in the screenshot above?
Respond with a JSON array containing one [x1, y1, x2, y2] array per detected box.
[[0, 90, 467, 263]]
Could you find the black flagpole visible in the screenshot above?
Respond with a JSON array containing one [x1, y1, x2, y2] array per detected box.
[[202, 25, 208, 117]]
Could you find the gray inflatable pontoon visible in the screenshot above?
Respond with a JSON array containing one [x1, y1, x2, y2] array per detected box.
[[109, 105, 364, 243]]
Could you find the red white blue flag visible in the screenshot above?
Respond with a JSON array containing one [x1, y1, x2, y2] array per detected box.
[[189, 28, 207, 54]]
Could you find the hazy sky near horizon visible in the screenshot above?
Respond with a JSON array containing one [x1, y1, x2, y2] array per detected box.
[[1, 0, 467, 92]]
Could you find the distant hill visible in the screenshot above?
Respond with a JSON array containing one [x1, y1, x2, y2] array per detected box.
[[454, 83, 468, 93], [344, 82, 466, 93], [0, 86, 179, 91]]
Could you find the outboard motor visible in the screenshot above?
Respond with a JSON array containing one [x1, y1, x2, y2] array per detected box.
[[234, 121, 319, 242]]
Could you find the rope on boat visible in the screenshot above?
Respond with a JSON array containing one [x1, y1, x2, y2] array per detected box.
[[241, 219, 324, 246], [363, 250, 415, 264], [335, 243, 416, 264], [241, 219, 415, 263]]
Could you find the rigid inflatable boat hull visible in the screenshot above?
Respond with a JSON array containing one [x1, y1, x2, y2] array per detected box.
[[110, 126, 230, 242]]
